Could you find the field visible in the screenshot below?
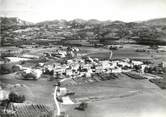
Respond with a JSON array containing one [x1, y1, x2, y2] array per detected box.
[[1, 44, 166, 117], [87, 44, 166, 61], [1, 72, 166, 117]]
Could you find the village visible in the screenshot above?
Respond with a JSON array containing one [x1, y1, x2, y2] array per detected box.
[[1, 45, 163, 81]]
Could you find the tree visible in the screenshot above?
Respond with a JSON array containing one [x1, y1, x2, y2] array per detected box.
[[9, 92, 25, 103]]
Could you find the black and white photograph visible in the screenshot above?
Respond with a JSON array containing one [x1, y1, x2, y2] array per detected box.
[[0, 0, 166, 117]]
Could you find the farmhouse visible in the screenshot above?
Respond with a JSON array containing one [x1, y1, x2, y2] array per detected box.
[[0, 90, 9, 101], [20, 68, 42, 80], [4, 57, 31, 63], [21, 54, 40, 59], [161, 61, 166, 68], [131, 60, 143, 66]]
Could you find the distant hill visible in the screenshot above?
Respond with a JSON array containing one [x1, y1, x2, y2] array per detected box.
[[0, 17, 33, 26], [1, 17, 166, 46], [143, 17, 166, 26]]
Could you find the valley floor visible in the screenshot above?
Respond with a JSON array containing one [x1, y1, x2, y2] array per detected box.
[[1, 44, 166, 117]]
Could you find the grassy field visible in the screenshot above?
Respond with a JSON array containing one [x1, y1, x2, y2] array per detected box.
[[1, 72, 166, 117], [87, 44, 166, 63]]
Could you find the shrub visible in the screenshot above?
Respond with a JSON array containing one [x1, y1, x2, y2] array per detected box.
[[9, 92, 25, 103]]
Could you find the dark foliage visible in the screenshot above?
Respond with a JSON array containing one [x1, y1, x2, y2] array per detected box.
[[9, 92, 25, 103]]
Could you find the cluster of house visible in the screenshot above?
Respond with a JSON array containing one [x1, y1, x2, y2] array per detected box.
[[43, 46, 80, 59], [1, 46, 150, 80], [42, 56, 148, 80]]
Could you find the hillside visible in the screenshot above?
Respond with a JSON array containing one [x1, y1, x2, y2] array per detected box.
[[0, 17, 33, 26], [1, 17, 166, 46], [143, 17, 166, 26]]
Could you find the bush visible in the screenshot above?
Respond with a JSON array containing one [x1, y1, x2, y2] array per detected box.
[[1, 52, 15, 58], [12, 65, 21, 72], [149, 79, 166, 89], [0, 99, 10, 107], [135, 49, 146, 52], [0, 64, 13, 74], [9, 92, 25, 103]]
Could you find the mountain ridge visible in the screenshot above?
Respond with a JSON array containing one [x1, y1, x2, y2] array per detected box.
[[1, 17, 166, 46], [143, 17, 166, 26], [1, 17, 166, 26]]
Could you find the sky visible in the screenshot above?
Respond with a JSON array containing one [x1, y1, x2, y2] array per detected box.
[[0, 0, 166, 23]]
